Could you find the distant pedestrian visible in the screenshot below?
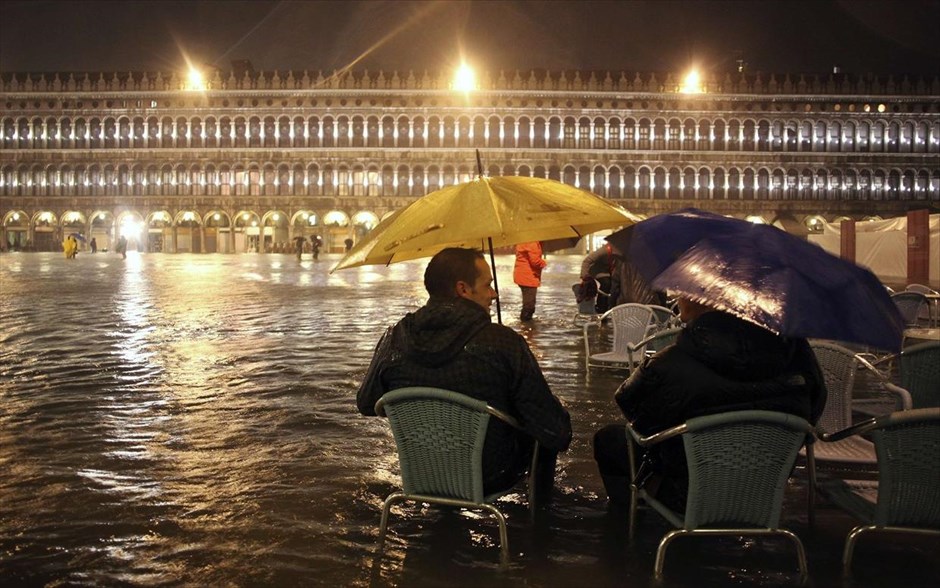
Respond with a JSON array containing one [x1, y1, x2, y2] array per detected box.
[[89, 237, 97, 253], [513, 241, 546, 322], [294, 235, 306, 260], [344, 238, 354, 252], [63, 235, 78, 259], [116, 235, 127, 259], [311, 236, 322, 260]]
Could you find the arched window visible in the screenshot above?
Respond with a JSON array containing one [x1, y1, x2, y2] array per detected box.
[[413, 116, 426, 148]]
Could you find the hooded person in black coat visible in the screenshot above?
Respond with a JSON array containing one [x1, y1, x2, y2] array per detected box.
[[593, 297, 827, 511], [358, 247, 572, 495]]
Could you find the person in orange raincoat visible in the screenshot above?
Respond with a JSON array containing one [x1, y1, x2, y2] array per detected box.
[[513, 241, 547, 322]]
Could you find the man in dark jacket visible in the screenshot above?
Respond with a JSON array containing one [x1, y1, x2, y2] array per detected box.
[[358, 247, 572, 495], [593, 297, 827, 511]]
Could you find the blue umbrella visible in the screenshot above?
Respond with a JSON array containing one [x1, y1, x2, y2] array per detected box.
[[69, 232, 86, 242], [606, 208, 905, 352]]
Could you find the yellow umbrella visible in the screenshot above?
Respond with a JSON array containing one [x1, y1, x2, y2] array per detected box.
[[332, 175, 638, 322]]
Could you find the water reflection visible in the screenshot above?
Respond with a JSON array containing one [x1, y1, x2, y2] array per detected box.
[[0, 252, 937, 587]]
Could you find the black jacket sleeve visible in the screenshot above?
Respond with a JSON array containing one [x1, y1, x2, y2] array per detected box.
[[356, 326, 394, 416]]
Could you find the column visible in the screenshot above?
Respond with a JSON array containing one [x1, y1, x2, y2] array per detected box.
[[907, 209, 930, 286], [840, 219, 856, 264]]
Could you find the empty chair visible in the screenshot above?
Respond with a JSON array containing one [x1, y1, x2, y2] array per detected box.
[[806, 342, 911, 517], [583, 303, 656, 373], [905, 284, 939, 326], [374, 387, 538, 566], [817, 408, 940, 577], [901, 341, 940, 408], [891, 291, 930, 328], [626, 410, 813, 581]]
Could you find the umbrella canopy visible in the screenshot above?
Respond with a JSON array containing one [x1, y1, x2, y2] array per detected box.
[[69, 233, 86, 242], [606, 208, 905, 352], [332, 175, 638, 271]]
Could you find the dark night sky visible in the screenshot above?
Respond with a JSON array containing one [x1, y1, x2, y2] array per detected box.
[[2, 0, 939, 76]]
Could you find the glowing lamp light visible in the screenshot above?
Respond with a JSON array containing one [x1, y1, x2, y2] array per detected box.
[[453, 63, 477, 92], [186, 68, 207, 91], [680, 70, 704, 94]]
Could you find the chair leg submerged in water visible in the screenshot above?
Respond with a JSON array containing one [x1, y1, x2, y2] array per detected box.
[[377, 491, 512, 566]]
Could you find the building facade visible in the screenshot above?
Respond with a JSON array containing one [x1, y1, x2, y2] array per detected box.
[[1, 68, 938, 253]]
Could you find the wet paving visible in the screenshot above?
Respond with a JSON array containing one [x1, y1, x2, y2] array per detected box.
[[1, 251, 937, 587]]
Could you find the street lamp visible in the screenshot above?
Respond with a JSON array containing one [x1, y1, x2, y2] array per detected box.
[[186, 67, 207, 91], [680, 69, 704, 94], [453, 62, 477, 92]]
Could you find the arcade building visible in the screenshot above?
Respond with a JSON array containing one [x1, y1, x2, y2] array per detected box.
[[1, 67, 938, 253]]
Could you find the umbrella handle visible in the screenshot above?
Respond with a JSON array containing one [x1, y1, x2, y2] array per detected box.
[[488, 237, 502, 325]]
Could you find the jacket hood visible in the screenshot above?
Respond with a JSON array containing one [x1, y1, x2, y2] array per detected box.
[[678, 311, 794, 381], [396, 297, 491, 367]]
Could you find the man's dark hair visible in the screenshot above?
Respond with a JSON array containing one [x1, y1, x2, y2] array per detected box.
[[424, 247, 485, 298]]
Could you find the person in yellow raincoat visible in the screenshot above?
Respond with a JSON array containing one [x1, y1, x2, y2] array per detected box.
[[62, 235, 78, 259]]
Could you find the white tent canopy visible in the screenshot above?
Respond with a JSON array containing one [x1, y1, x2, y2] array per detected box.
[[808, 213, 939, 287]]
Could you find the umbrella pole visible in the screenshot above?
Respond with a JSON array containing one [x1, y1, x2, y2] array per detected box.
[[488, 237, 502, 325]]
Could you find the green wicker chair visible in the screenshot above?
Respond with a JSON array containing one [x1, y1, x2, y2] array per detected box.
[[805, 342, 912, 523], [374, 387, 538, 566], [900, 341, 940, 408], [817, 408, 940, 577], [626, 410, 813, 581], [891, 291, 931, 328]]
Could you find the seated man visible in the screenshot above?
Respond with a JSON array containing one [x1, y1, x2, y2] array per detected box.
[[593, 296, 827, 511], [357, 247, 572, 496]]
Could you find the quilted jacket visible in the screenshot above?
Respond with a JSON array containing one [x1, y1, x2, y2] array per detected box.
[[615, 310, 827, 509], [358, 297, 572, 492]]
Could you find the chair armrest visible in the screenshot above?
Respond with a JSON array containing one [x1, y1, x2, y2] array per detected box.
[[882, 382, 913, 410], [855, 352, 895, 380], [817, 416, 881, 442], [624, 420, 688, 447], [627, 327, 682, 352], [488, 405, 522, 430]]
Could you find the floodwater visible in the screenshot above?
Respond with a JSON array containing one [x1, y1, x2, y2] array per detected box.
[[1, 252, 937, 587]]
